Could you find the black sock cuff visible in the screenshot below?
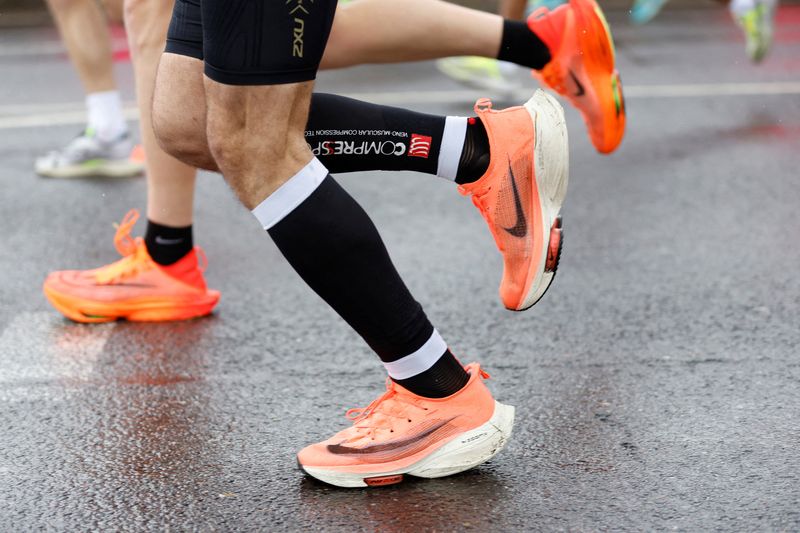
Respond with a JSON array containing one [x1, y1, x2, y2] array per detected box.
[[498, 19, 551, 71], [394, 350, 470, 398], [144, 220, 194, 266]]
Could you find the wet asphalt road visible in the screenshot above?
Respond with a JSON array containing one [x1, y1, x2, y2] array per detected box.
[[2, 5, 800, 531]]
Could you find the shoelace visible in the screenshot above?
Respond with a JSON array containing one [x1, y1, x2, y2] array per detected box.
[[94, 209, 151, 284], [113, 209, 139, 256], [344, 379, 429, 440]]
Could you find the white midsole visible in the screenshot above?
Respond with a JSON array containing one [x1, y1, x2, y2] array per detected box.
[[519, 89, 570, 310], [36, 159, 144, 179], [301, 400, 516, 488]]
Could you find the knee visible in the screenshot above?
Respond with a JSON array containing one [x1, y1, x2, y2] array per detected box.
[[205, 115, 308, 206], [152, 94, 209, 168], [152, 112, 209, 169], [207, 122, 280, 169]]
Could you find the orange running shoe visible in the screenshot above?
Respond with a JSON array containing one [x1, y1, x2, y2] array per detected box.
[[460, 90, 568, 311], [528, 0, 626, 154], [43, 210, 220, 323], [298, 363, 514, 488]]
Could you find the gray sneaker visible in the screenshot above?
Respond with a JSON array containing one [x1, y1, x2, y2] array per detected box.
[[35, 129, 144, 178]]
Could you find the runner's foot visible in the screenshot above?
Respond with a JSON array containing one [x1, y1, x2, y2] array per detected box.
[[529, 0, 626, 154], [436, 57, 521, 97], [459, 90, 568, 311], [732, 0, 777, 63], [43, 210, 220, 322], [298, 363, 515, 488], [35, 129, 144, 178]]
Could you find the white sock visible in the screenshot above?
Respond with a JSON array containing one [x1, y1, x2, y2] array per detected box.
[[86, 90, 128, 142], [251, 157, 329, 230], [436, 116, 468, 181], [382, 329, 448, 380]]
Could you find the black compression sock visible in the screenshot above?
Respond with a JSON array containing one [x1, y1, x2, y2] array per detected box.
[[264, 172, 470, 399], [144, 220, 193, 266], [394, 350, 470, 398], [306, 94, 445, 175], [455, 117, 490, 185], [267, 175, 436, 360], [497, 19, 551, 70]]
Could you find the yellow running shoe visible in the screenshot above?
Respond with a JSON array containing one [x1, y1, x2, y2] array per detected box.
[[733, 0, 777, 63], [43, 210, 220, 322], [298, 363, 515, 488], [436, 56, 520, 96]]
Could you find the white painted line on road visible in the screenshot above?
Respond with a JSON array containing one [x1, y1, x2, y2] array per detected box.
[[0, 38, 130, 57], [622, 81, 800, 98], [346, 81, 800, 104], [0, 312, 114, 392], [0, 108, 140, 130], [0, 81, 798, 130]]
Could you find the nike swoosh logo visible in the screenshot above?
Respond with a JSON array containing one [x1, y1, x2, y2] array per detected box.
[[502, 161, 527, 238], [326, 418, 455, 456], [569, 70, 585, 97], [154, 236, 185, 245]]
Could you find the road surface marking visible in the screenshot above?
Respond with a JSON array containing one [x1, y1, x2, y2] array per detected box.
[[0, 312, 114, 389], [0, 81, 799, 130]]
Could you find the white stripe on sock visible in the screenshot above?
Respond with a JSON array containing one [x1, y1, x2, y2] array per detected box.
[[383, 329, 448, 380], [251, 158, 329, 230], [436, 116, 468, 181]]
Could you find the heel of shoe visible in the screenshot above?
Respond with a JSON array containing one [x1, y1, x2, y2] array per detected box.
[[525, 90, 569, 227], [408, 401, 516, 479]]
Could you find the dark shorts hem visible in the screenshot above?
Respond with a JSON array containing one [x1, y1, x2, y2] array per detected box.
[[165, 39, 203, 61], [203, 63, 319, 86]]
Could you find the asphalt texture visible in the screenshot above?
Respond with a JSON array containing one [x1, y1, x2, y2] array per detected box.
[[2, 6, 800, 531]]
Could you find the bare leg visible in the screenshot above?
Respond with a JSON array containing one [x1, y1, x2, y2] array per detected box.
[[46, 0, 115, 93], [500, 0, 528, 19], [125, 0, 197, 227], [153, 53, 215, 172], [155, 0, 537, 163], [203, 81, 314, 209], [322, 0, 504, 69], [101, 0, 124, 25], [37, 0, 137, 178]]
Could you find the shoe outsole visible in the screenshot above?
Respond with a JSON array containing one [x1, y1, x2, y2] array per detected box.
[[513, 90, 569, 312], [43, 285, 220, 323], [299, 400, 516, 488], [36, 160, 145, 179], [573, 0, 626, 154]]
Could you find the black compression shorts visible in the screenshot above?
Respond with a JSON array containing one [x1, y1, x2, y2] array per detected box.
[[165, 0, 337, 85]]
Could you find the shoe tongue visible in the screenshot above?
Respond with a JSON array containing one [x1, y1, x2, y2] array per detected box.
[[529, 5, 569, 53]]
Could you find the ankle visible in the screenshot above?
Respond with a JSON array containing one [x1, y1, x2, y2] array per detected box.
[[455, 117, 490, 185], [144, 220, 194, 266]]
